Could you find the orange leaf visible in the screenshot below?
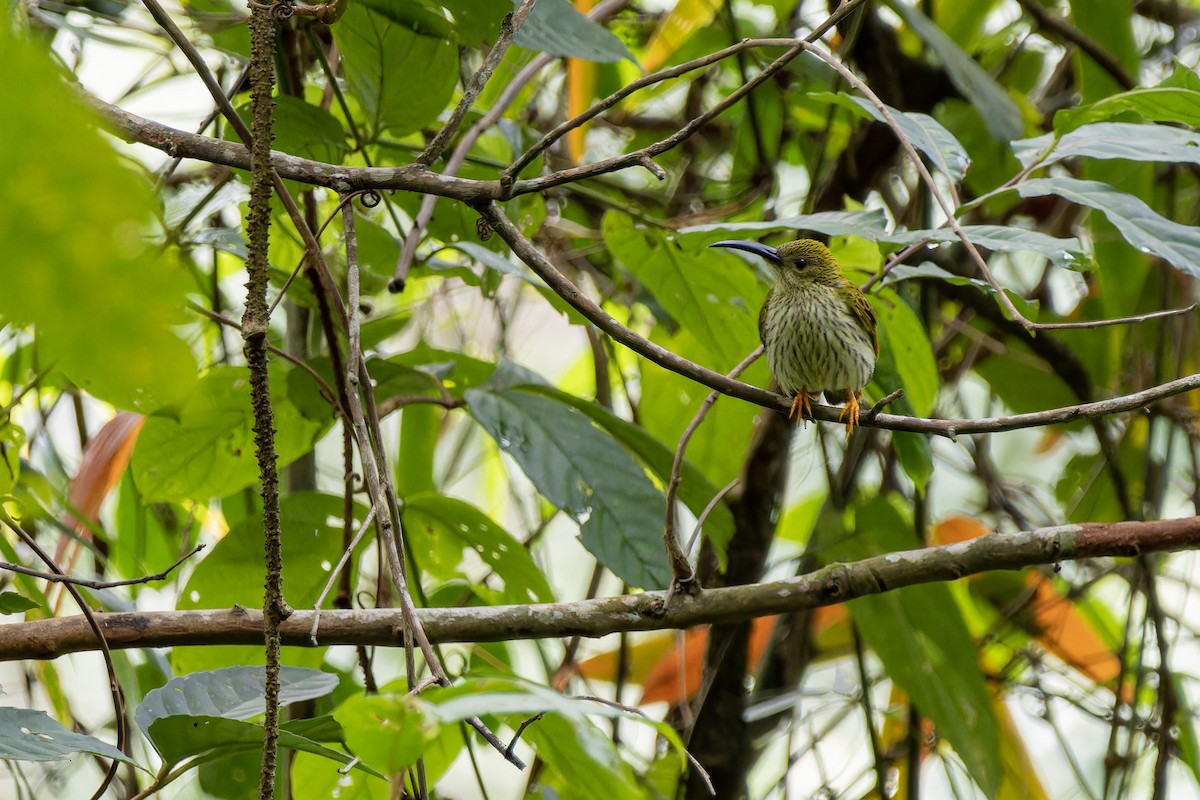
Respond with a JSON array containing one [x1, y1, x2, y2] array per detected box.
[[565, 0, 596, 163]]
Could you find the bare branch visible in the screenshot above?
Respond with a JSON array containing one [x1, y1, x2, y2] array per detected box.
[[8, 515, 1200, 660]]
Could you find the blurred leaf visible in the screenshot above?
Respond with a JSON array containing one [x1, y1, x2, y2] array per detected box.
[[810, 92, 970, 181], [605, 212, 764, 368], [892, 430, 933, 492], [357, 0, 453, 38], [132, 366, 326, 503], [1015, 123, 1200, 171], [466, 385, 671, 589], [642, 0, 721, 71], [887, 0, 1023, 141], [528, 713, 651, 800], [0, 28, 196, 410], [439, 0, 508, 47], [0, 707, 139, 766], [515, 0, 635, 63], [832, 498, 1002, 799], [334, 5, 458, 138], [0, 421, 22, 494], [403, 492, 554, 604], [1014, 177, 1200, 278]]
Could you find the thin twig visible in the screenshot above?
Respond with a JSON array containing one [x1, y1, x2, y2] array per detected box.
[[308, 506, 376, 645], [663, 347, 763, 589], [505, 713, 544, 761], [1031, 304, 1198, 330], [0, 545, 204, 589], [418, 0, 538, 167]]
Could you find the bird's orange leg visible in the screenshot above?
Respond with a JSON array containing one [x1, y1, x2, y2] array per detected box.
[[838, 393, 861, 435], [788, 389, 813, 427]]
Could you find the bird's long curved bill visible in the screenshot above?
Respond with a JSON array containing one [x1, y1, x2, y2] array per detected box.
[[708, 239, 781, 265]]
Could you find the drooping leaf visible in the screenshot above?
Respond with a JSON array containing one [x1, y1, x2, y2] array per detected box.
[[887, 0, 1023, 142], [514, 0, 635, 63], [334, 5, 459, 138], [831, 498, 1002, 799], [0, 707, 139, 767], [0, 592, 38, 615], [1054, 66, 1200, 133], [1015, 177, 1200, 278], [466, 385, 671, 589], [0, 27, 197, 410], [679, 209, 892, 241], [132, 366, 326, 503], [885, 225, 1092, 272], [810, 91, 971, 181]]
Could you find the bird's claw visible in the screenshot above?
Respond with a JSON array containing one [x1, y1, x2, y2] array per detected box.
[[788, 390, 813, 428], [838, 394, 861, 435]]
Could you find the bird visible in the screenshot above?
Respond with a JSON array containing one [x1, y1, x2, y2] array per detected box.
[[709, 238, 878, 433]]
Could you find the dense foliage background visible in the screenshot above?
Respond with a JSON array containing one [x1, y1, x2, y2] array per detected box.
[[4, 0, 1200, 798]]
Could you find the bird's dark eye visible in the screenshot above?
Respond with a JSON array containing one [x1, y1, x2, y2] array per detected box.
[[794, 257, 808, 269]]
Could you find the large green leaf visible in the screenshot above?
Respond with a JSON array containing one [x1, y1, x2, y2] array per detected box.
[[679, 209, 892, 241], [605, 212, 764, 368], [887, 0, 1023, 142], [334, 5, 458, 138], [831, 498, 1002, 798], [132, 366, 326, 503], [136, 666, 338, 734], [885, 225, 1092, 272], [518, 383, 736, 564], [810, 91, 971, 181], [1014, 122, 1200, 170], [1014, 177, 1200, 279], [466, 385, 671, 589], [515, 0, 635, 63], [403, 492, 554, 604], [0, 707, 139, 767], [0, 27, 196, 410]]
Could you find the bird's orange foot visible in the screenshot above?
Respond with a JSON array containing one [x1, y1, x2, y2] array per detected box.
[[838, 393, 861, 435], [787, 389, 814, 427]]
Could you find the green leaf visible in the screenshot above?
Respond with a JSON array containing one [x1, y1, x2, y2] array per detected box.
[[132, 366, 326, 503], [466, 385, 671, 589], [605, 212, 765, 368], [146, 715, 378, 776], [810, 91, 971, 181], [518, 383, 736, 565], [515, 0, 635, 63], [0, 707, 140, 767], [1055, 66, 1200, 133], [136, 666, 338, 734], [0, 28, 197, 410], [887, 0, 1022, 142], [358, 0, 453, 38], [1014, 177, 1200, 279], [174, 492, 370, 673], [527, 713, 650, 800], [0, 591, 38, 615], [891, 430, 933, 492], [334, 5, 459, 138], [403, 492, 555, 604], [1015, 122, 1200, 171], [885, 225, 1092, 272], [872, 291, 938, 418], [334, 693, 441, 775], [679, 209, 892, 241], [440, 0, 508, 47], [232, 96, 349, 163], [831, 498, 1002, 798]]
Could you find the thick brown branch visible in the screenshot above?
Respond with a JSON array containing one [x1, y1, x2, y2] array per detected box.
[[7, 516, 1198, 661]]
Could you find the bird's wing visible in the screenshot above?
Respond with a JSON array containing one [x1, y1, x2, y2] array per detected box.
[[846, 286, 879, 356]]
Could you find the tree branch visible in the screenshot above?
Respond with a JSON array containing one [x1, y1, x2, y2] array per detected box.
[[7, 516, 1198, 661]]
